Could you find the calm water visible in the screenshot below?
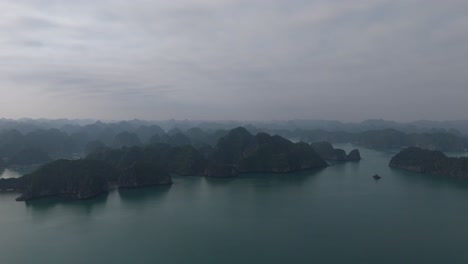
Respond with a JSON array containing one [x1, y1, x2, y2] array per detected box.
[[1, 145, 468, 264]]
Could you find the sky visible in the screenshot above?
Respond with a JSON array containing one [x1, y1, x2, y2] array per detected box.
[[0, 0, 467, 122]]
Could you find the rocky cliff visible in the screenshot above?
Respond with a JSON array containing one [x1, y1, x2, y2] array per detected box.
[[310, 141, 361, 162], [389, 147, 468, 178], [206, 128, 328, 177], [118, 161, 172, 188], [15, 159, 120, 201]]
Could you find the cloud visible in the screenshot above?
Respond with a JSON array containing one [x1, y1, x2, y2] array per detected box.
[[0, 0, 467, 121]]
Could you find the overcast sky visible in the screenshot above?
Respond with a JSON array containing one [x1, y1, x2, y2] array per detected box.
[[0, 0, 467, 121]]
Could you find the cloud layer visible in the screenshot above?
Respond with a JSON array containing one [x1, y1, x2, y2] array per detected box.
[[1, 0, 467, 121]]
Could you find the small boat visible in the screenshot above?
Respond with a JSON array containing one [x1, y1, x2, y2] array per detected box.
[[372, 174, 381, 180]]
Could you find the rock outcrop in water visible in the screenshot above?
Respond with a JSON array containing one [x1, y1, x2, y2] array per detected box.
[[0, 127, 341, 201], [310, 141, 361, 162], [206, 127, 328, 177], [1, 158, 174, 201], [389, 147, 468, 178], [347, 149, 361, 161]]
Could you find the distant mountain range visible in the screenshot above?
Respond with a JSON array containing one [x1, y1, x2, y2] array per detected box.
[[1, 118, 468, 168], [2, 118, 468, 134]]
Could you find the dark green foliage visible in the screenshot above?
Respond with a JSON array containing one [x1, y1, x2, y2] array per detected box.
[[300, 129, 468, 152], [356, 129, 410, 149], [8, 147, 51, 166], [25, 129, 77, 154], [347, 149, 361, 161], [119, 161, 172, 188], [310, 141, 361, 161], [0, 130, 27, 157], [167, 128, 184, 136], [309, 142, 335, 158], [389, 147, 447, 172], [16, 159, 120, 201], [162, 133, 191, 147], [213, 127, 257, 165], [112, 132, 141, 148], [0, 129, 80, 160], [184, 127, 209, 146], [87, 146, 144, 170], [149, 134, 162, 144], [148, 133, 191, 147], [87, 144, 207, 176], [299, 130, 355, 143], [389, 147, 468, 178], [135, 125, 165, 143], [409, 132, 467, 152], [238, 136, 327, 173], [330, 149, 348, 161], [184, 128, 228, 147], [168, 145, 207, 176], [207, 128, 328, 177], [84, 140, 107, 154]]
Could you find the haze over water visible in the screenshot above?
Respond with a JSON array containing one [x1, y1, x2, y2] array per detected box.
[[1, 145, 467, 264]]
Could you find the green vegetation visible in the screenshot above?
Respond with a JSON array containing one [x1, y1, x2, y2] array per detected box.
[[310, 141, 361, 161], [300, 129, 468, 151], [16, 159, 121, 201], [389, 147, 468, 178], [206, 128, 328, 177], [8, 147, 51, 166], [119, 161, 172, 188]]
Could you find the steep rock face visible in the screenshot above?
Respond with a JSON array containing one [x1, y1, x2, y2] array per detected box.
[[389, 147, 468, 178], [168, 146, 207, 176], [212, 127, 257, 165], [330, 149, 348, 161], [310, 141, 361, 162], [347, 149, 361, 161], [118, 162, 172, 188], [309, 142, 334, 158], [207, 128, 328, 177], [389, 147, 447, 173], [16, 159, 119, 201]]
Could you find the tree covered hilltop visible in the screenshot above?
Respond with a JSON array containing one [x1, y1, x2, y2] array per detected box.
[[389, 147, 468, 179], [0, 119, 467, 169], [1, 127, 360, 201]]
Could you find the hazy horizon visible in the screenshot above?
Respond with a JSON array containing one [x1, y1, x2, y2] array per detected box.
[[1, 0, 467, 122], [5, 116, 468, 125]]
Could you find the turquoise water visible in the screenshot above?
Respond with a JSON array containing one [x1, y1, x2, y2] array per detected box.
[[1, 145, 468, 263]]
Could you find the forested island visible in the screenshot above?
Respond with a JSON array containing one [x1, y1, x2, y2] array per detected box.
[[2, 118, 468, 201], [0, 127, 357, 201], [389, 147, 468, 179]]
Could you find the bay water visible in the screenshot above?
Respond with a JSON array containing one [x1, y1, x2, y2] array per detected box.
[[1, 145, 468, 263]]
